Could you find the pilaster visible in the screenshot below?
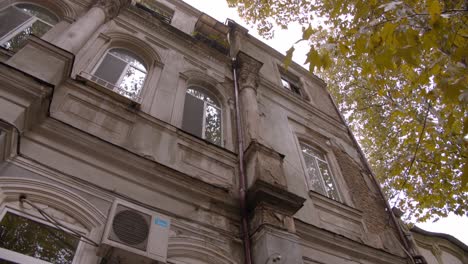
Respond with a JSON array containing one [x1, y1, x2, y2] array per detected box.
[[53, 0, 131, 54], [236, 51, 263, 148]]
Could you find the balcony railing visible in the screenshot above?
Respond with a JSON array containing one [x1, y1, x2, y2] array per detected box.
[[78, 71, 142, 104]]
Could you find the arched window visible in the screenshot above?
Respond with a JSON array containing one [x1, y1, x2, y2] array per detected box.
[[0, 209, 81, 263], [182, 87, 222, 146], [92, 48, 148, 101], [0, 3, 58, 52], [300, 142, 341, 201]]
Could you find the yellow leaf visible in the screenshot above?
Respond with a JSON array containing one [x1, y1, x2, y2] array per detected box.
[[302, 25, 314, 40], [284, 46, 295, 69], [462, 162, 468, 187], [428, 0, 441, 24]]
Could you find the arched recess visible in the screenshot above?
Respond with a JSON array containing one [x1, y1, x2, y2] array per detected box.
[[2, 0, 78, 21], [167, 236, 237, 264], [0, 177, 106, 230], [104, 31, 162, 69], [182, 69, 228, 106], [78, 31, 164, 107], [175, 69, 233, 149]]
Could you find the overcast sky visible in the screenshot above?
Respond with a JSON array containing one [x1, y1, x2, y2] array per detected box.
[[181, 0, 468, 246]]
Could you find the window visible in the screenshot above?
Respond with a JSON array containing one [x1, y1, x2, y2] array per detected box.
[[300, 142, 340, 201], [92, 48, 147, 101], [281, 74, 302, 96], [0, 4, 58, 52], [0, 211, 80, 264], [182, 87, 222, 146], [136, 0, 174, 24]]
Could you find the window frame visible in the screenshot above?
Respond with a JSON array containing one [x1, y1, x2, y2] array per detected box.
[[0, 4, 58, 50], [281, 75, 302, 96], [0, 206, 86, 264], [183, 85, 224, 146], [91, 47, 148, 102], [299, 141, 342, 202], [278, 66, 303, 97]]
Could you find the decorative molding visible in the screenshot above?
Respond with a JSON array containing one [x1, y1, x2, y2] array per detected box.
[[168, 236, 237, 264], [94, 0, 131, 21], [28, 117, 237, 209], [178, 143, 235, 189], [296, 220, 407, 264], [237, 51, 263, 92], [309, 191, 365, 240], [121, 7, 231, 65], [0, 177, 106, 228]]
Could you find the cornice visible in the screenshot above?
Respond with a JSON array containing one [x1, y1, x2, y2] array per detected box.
[[296, 219, 407, 264], [242, 34, 326, 86], [0, 63, 53, 100], [120, 6, 230, 64]]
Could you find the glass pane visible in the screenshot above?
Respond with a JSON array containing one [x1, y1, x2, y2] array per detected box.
[[290, 83, 301, 95], [301, 143, 326, 160], [0, 6, 31, 38], [15, 4, 58, 24], [1, 20, 51, 52], [0, 212, 79, 264], [109, 49, 146, 72], [182, 93, 204, 138], [318, 160, 340, 200], [118, 66, 146, 99], [94, 53, 127, 85], [302, 153, 326, 195], [281, 78, 291, 90], [205, 103, 222, 145], [186, 88, 219, 107]]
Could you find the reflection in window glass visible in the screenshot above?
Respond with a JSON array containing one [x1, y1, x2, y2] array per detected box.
[[300, 143, 340, 201], [183, 87, 222, 146], [93, 48, 147, 101], [0, 212, 79, 264], [0, 4, 58, 52]]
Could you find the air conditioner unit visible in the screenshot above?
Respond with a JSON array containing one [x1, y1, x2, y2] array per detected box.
[[100, 199, 171, 263]]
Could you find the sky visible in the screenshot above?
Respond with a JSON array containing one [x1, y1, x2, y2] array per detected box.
[[181, 0, 468, 246]]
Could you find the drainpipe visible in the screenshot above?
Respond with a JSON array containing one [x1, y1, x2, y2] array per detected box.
[[232, 57, 254, 264]]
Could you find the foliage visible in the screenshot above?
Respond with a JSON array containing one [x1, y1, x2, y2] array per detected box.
[[227, 0, 468, 221], [0, 212, 79, 263]]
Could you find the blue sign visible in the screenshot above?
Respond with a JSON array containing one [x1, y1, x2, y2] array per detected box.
[[155, 217, 168, 228]]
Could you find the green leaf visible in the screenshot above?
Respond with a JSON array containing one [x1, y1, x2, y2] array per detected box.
[[284, 46, 295, 69]]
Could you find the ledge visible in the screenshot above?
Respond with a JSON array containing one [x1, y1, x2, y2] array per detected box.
[[247, 180, 305, 216], [309, 190, 365, 241]]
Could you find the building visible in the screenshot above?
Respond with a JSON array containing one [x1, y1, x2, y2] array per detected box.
[[0, 0, 435, 263], [410, 226, 468, 264]]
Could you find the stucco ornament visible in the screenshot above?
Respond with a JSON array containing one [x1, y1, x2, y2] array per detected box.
[[94, 0, 131, 20], [237, 52, 263, 91]]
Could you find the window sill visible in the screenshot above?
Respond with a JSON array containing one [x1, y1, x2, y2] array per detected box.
[[309, 190, 365, 240], [77, 72, 141, 107]]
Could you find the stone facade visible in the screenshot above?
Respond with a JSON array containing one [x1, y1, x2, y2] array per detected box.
[[411, 227, 468, 264], [0, 0, 420, 263]]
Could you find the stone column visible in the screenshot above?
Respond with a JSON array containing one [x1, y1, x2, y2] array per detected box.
[[237, 51, 263, 148], [54, 0, 131, 54]]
